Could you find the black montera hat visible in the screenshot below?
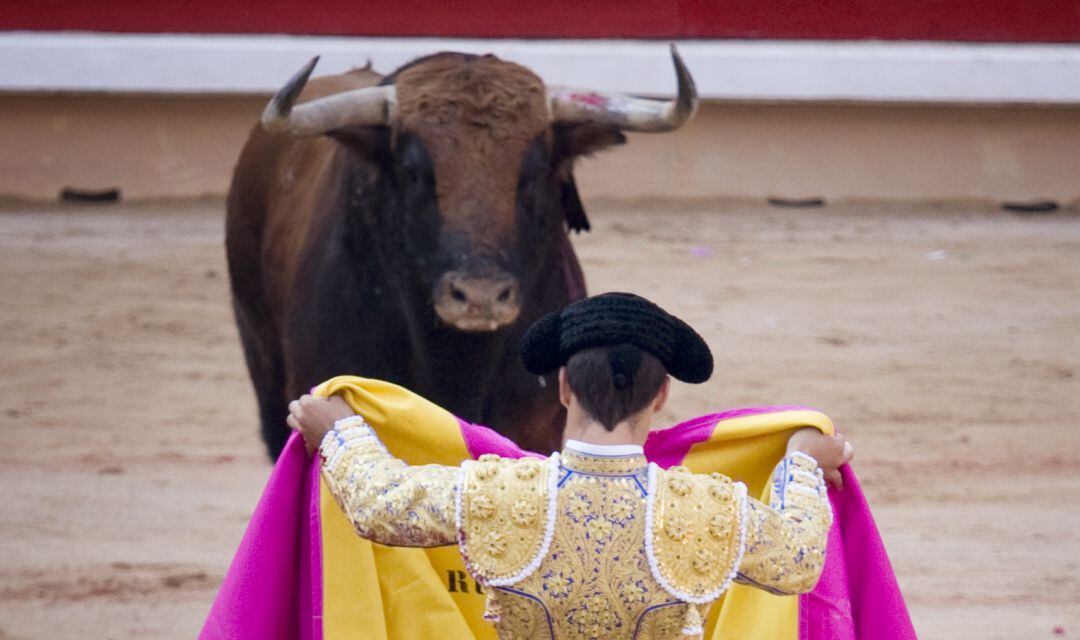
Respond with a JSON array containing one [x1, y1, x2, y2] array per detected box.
[[519, 292, 713, 384]]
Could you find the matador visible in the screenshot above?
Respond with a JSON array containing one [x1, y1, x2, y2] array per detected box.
[[290, 292, 852, 639]]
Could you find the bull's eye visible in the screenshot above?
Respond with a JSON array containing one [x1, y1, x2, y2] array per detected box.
[[403, 160, 431, 187], [397, 135, 435, 189], [515, 135, 552, 225]]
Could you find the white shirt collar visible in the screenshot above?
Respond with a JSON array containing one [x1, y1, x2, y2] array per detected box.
[[564, 439, 645, 457]]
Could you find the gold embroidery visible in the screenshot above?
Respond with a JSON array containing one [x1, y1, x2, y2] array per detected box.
[[515, 461, 540, 480], [649, 468, 743, 601], [736, 454, 832, 595], [493, 461, 708, 640], [635, 603, 699, 638], [484, 530, 508, 557], [560, 449, 648, 476], [476, 463, 499, 481], [663, 515, 690, 542], [494, 590, 551, 639], [512, 499, 538, 527], [319, 423, 458, 548], [472, 493, 496, 520], [691, 548, 715, 574], [459, 456, 553, 583], [666, 468, 692, 497]]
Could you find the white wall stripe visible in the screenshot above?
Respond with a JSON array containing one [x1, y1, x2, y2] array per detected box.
[[3, 32, 1080, 104]]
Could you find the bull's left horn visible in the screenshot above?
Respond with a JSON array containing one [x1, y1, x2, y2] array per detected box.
[[262, 56, 397, 136], [547, 44, 697, 132]]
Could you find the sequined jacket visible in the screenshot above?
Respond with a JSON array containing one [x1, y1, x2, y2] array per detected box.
[[320, 417, 832, 640]]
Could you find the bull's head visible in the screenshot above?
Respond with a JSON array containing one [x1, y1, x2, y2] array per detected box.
[[262, 47, 696, 332]]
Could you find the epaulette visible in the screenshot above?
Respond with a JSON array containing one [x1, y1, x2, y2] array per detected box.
[[645, 465, 748, 604], [456, 453, 559, 587]]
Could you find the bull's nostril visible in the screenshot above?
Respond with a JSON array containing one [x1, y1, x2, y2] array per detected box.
[[450, 287, 467, 303], [497, 288, 511, 303]]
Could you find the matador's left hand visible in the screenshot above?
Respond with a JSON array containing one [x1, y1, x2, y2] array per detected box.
[[287, 394, 356, 456]]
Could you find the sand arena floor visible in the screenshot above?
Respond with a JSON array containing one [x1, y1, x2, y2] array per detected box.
[[0, 199, 1077, 639]]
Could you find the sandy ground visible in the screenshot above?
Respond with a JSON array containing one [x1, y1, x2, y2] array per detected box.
[[0, 199, 1077, 639]]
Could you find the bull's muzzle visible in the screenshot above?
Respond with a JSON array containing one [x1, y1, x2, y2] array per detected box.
[[434, 271, 520, 332]]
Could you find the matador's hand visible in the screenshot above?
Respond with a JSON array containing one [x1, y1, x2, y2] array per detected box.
[[786, 427, 854, 490], [287, 394, 356, 456]]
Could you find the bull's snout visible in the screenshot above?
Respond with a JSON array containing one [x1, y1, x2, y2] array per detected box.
[[434, 271, 520, 332]]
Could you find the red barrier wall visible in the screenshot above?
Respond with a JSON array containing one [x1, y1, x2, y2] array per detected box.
[[3, 1, 1079, 43]]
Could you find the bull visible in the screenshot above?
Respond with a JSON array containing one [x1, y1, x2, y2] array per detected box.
[[226, 47, 696, 459]]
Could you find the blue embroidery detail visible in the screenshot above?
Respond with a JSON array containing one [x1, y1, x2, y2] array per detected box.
[[630, 600, 690, 638], [496, 586, 556, 638]]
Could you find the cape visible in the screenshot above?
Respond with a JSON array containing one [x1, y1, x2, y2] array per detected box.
[[201, 376, 915, 639]]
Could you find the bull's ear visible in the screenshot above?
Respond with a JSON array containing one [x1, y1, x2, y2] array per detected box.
[[553, 123, 626, 160], [326, 126, 388, 162], [553, 124, 624, 234], [561, 175, 590, 233]]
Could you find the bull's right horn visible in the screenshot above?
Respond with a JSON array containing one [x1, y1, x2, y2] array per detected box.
[[548, 44, 697, 132], [261, 56, 397, 136]]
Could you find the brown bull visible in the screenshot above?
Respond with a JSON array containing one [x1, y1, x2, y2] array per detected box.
[[227, 47, 696, 459]]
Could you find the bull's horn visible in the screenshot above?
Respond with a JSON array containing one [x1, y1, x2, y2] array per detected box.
[[547, 44, 697, 132], [261, 56, 397, 136]]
